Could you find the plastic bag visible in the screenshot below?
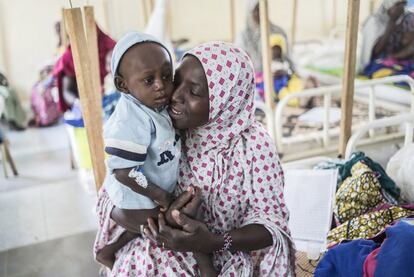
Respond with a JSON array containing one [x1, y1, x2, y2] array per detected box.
[[386, 144, 414, 202]]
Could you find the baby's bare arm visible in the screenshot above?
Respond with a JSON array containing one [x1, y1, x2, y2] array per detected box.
[[113, 168, 173, 210]]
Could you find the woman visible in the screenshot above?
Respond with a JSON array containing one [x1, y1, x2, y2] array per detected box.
[[235, 0, 292, 73], [52, 26, 116, 112], [94, 42, 295, 276], [360, 0, 414, 78]]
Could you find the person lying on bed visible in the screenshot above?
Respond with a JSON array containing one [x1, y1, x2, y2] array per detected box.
[[360, 0, 414, 82]]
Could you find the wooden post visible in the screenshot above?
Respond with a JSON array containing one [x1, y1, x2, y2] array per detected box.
[[332, 0, 337, 29], [64, 8, 106, 191], [142, 0, 149, 26], [167, 0, 173, 40], [369, 0, 376, 14], [369, 0, 377, 15], [259, 0, 276, 140], [83, 6, 102, 104], [291, 0, 298, 45], [61, 8, 69, 47], [229, 0, 236, 42], [339, 0, 360, 157], [149, 0, 155, 14]]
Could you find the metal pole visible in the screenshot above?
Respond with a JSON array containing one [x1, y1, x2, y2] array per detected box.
[[229, 0, 236, 41], [291, 0, 298, 44]]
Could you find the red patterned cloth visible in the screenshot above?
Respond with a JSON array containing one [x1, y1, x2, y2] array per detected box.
[[94, 42, 295, 276]]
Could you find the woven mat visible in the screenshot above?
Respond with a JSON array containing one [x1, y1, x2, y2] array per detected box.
[[295, 251, 322, 277]]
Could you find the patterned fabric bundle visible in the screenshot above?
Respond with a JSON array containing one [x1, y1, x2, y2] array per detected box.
[[328, 206, 414, 246], [334, 162, 387, 224]]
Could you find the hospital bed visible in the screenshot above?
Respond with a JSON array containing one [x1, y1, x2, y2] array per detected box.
[[271, 75, 414, 161]]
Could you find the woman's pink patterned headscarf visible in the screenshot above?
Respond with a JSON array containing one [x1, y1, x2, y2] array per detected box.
[[186, 42, 255, 151], [178, 42, 294, 276]]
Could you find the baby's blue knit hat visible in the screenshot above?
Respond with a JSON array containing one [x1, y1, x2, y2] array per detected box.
[[111, 31, 171, 76]]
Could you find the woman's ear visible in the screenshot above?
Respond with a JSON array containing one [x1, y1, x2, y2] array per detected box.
[[114, 75, 128, 93]]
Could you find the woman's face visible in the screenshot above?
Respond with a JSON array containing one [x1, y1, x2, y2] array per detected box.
[[388, 1, 406, 19], [168, 55, 209, 130]]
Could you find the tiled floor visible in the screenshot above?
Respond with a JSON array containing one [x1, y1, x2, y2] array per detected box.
[[0, 125, 100, 276], [0, 231, 99, 277]]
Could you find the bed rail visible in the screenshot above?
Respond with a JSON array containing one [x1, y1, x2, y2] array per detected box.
[[345, 113, 414, 159], [273, 75, 414, 160]]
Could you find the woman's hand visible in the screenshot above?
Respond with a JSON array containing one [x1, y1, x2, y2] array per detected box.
[[178, 186, 203, 219], [164, 186, 203, 227], [145, 211, 220, 253], [152, 189, 174, 212]]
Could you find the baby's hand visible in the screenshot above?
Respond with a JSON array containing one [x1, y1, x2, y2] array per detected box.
[[153, 190, 173, 212], [181, 186, 203, 220], [163, 186, 199, 228]]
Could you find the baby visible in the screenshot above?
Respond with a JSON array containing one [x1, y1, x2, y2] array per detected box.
[[270, 34, 292, 78], [95, 32, 180, 268]]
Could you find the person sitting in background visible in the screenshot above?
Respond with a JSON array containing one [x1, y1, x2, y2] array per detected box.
[[54, 21, 66, 56], [360, 0, 414, 83], [270, 34, 292, 78], [101, 49, 121, 120], [0, 72, 27, 130], [235, 0, 292, 73], [29, 21, 72, 127], [62, 45, 119, 128], [255, 34, 303, 107], [29, 61, 61, 127], [52, 25, 116, 112]]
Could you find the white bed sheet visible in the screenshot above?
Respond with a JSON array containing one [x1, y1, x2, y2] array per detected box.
[[356, 84, 412, 106]]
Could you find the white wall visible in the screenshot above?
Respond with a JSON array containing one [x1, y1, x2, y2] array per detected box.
[[0, 0, 382, 102], [0, 0, 108, 102]]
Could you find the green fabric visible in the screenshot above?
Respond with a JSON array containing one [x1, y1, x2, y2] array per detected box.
[[338, 152, 401, 203], [306, 66, 343, 77], [314, 158, 345, 184], [306, 66, 411, 91], [0, 86, 26, 129]]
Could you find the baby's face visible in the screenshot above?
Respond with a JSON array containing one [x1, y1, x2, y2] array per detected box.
[[271, 45, 282, 60], [117, 42, 173, 109]]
